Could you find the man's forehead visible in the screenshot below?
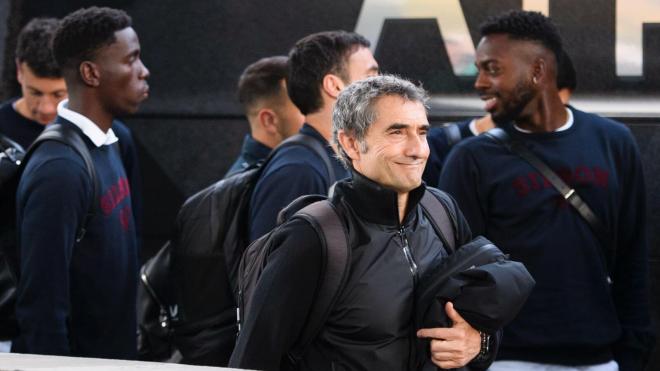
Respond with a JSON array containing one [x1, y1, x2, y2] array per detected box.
[[476, 34, 541, 60], [100, 27, 139, 54], [373, 96, 428, 123]]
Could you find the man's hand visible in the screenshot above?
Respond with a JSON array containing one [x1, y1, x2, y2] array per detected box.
[[416, 301, 481, 369]]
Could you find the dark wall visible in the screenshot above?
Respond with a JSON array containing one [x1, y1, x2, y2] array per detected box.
[[1, 0, 659, 365]]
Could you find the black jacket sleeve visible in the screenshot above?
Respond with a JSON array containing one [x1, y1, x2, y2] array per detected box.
[[229, 218, 323, 370]]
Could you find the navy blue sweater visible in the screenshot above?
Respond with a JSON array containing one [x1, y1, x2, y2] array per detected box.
[[0, 98, 44, 149], [439, 107, 653, 369], [13, 118, 138, 359], [248, 124, 348, 241], [423, 119, 473, 187], [0, 101, 143, 249]]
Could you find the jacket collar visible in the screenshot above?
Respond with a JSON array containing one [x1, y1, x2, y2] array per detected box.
[[300, 123, 327, 144], [241, 134, 272, 165], [335, 170, 426, 227]]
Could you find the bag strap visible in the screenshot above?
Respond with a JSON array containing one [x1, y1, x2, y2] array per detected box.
[[420, 190, 457, 253], [25, 124, 100, 242], [287, 200, 350, 364], [274, 133, 337, 184], [484, 127, 614, 278], [0, 132, 26, 154], [441, 123, 463, 148]]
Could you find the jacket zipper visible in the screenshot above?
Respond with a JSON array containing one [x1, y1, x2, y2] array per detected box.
[[399, 226, 418, 284]]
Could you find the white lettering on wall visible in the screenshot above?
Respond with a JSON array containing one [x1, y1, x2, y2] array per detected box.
[[356, 0, 660, 77], [523, 0, 549, 16], [616, 0, 660, 76], [355, 0, 476, 76]]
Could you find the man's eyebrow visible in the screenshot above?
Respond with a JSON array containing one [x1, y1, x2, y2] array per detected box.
[[476, 58, 497, 67], [386, 123, 408, 130], [385, 122, 430, 130], [126, 47, 140, 58]]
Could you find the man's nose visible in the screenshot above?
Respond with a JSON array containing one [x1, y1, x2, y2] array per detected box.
[[474, 71, 490, 91], [406, 132, 429, 159], [139, 60, 150, 79], [39, 98, 57, 115]]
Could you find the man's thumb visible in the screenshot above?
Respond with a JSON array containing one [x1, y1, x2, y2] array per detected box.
[[445, 301, 464, 324]]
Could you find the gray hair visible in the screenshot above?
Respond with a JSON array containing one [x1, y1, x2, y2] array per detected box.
[[332, 75, 429, 168]]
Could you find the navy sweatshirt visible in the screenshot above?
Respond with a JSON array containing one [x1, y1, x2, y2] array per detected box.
[[0, 100, 143, 249], [13, 118, 138, 359], [423, 119, 473, 187], [0, 98, 44, 150], [438, 107, 654, 369], [248, 124, 348, 241]]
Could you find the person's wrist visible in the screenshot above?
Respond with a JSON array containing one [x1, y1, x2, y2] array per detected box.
[[474, 331, 490, 361]]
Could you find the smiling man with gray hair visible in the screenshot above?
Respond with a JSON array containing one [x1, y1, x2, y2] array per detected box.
[[230, 75, 497, 370]]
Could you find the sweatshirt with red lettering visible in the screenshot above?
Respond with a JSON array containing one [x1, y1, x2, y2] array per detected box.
[[438, 107, 654, 369], [13, 118, 138, 359]]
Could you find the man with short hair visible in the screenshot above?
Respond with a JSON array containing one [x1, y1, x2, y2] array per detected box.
[[13, 7, 149, 359], [0, 16, 143, 241], [225, 56, 304, 178], [230, 75, 495, 371], [248, 30, 379, 241], [0, 18, 65, 149], [422, 50, 577, 187], [439, 10, 654, 370]]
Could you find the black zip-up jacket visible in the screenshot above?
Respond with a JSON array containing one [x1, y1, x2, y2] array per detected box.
[[230, 172, 494, 370]]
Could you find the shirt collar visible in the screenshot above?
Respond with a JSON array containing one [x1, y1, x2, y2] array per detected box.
[[57, 99, 118, 147], [513, 107, 573, 134], [242, 134, 272, 163]]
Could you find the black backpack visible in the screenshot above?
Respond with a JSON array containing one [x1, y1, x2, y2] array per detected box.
[[235, 190, 457, 367], [0, 124, 98, 340], [137, 133, 337, 365]]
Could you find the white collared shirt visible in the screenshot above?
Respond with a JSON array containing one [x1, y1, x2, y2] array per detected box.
[[57, 99, 119, 147]]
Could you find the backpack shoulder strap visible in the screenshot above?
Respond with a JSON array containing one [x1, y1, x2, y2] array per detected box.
[[287, 200, 350, 362], [482, 127, 510, 148], [276, 133, 337, 184], [420, 190, 457, 253], [26, 124, 99, 242], [0, 132, 26, 154], [441, 123, 463, 148]]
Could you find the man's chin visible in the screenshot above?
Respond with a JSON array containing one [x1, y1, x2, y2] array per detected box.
[[35, 116, 55, 125], [491, 112, 513, 126]]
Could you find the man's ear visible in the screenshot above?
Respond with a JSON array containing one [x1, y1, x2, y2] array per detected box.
[[337, 129, 360, 163], [532, 57, 547, 85], [257, 108, 278, 134], [79, 61, 101, 87], [322, 73, 345, 100]]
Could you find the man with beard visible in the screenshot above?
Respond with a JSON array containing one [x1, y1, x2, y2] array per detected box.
[[422, 50, 576, 187], [439, 10, 653, 371], [13, 7, 149, 358]]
